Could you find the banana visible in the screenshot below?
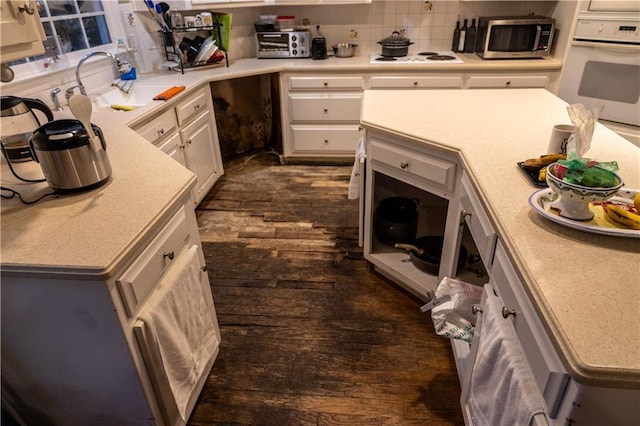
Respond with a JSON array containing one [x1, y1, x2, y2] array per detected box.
[[606, 204, 640, 230], [523, 153, 566, 169], [634, 192, 640, 212]]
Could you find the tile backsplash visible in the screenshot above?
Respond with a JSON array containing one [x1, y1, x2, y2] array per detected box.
[[132, 0, 558, 71], [4, 1, 558, 101]]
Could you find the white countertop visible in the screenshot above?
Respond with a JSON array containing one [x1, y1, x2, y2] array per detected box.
[[361, 88, 640, 388], [0, 113, 196, 280]]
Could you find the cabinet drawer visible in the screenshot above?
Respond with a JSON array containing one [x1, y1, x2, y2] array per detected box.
[[116, 206, 191, 317], [289, 76, 365, 90], [289, 93, 362, 122], [176, 89, 209, 125], [291, 125, 361, 153], [466, 74, 549, 88], [369, 139, 456, 191], [133, 109, 178, 145], [460, 172, 497, 267], [369, 75, 463, 89], [491, 241, 570, 418]]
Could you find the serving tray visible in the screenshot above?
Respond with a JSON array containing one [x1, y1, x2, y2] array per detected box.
[[517, 162, 546, 188], [528, 188, 640, 238]]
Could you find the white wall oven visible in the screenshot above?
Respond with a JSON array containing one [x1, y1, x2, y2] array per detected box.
[[558, 11, 640, 146]]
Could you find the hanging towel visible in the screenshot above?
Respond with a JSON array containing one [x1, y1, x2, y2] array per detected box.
[[469, 292, 547, 426], [348, 137, 366, 199], [138, 245, 217, 422]]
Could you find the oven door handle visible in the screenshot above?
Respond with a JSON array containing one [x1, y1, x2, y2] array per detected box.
[[532, 25, 542, 51], [571, 39, 640, 51]]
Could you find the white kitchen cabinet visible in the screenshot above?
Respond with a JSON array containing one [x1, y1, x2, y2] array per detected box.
[[458, 172, 497, 268], [460, 241, 640, 425], [1, 195, 220, 426], [281, 73, 365, 160], [180, 107, 223, 203], [132, 85, 223, 205], [368, 74, 464, 89], [363, 129, 463, 299], [465, 73, 550, 88], [0, 0, 46, 62]]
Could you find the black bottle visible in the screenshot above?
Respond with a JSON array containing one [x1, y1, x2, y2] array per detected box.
[[452, 20, 461, 52], [458, 19, 468, 53], [464, 18, 476, 53]]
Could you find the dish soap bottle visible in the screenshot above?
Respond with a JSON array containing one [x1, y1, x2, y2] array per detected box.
[[116, 38, 137, 81]]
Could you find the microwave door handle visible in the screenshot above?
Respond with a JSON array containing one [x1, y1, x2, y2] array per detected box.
[[532, 25, 542, 51]]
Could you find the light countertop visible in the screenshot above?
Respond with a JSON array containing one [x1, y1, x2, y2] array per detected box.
[[361, 88, 640, 389]]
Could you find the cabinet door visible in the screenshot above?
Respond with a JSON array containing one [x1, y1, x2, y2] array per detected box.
[[158, 131, 187, 168], [0, 0, 46, 62], [490, 241, 570, 419], [466, 74, 549, 88], [369, 75, 463, 89], [180, 111, 222, 204], [289, 93, 362, 122]]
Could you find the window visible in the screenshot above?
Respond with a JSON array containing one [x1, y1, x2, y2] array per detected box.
[[8, 0, 113, 66]]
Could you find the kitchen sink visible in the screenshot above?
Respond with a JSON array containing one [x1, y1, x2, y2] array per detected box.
[[94, 83, 173, 108]]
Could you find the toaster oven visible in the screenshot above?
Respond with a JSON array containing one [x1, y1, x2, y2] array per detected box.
[[256, 31, 311, 58]]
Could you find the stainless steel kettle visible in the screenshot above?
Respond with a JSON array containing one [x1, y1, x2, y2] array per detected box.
[[0, 96, 54, 162], [30, 119, 112, 193]]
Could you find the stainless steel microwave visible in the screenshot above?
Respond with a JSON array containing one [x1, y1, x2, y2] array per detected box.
[[474, 16, 555, 59], [256, 31, 311, 58]]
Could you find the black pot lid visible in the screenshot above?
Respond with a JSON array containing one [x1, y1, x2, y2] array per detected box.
[[31, 119, 101, 151], [379, 31, 411, 45]]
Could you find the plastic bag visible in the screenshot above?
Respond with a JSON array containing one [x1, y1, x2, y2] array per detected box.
[[429, 277, 483, 343]]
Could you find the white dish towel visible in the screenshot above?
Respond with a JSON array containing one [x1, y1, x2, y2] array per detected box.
[[138, 245, 217, 422], [469, 292, 547, 426], [348, 137, 366, 199]]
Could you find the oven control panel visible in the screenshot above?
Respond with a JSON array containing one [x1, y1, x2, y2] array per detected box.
[[574, 16, 640, 44]]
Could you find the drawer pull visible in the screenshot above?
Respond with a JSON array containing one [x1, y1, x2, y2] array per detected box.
[[201, 265, 208, 272], [400, 161, 409, 169], [163, 251, 175, 260], [323, 82, 328, 87], [502, 306, 516, 318], [19, 2, 35, 14], [323, 108, 328, 113], [505, 80, 511, 86], [157, 128, 165, 136], [472, 304, 483, 315], [413, 81, 418, 86], [461, 209, 473, 223], [324, 139, 328, 144], [194, 104, 201, 110]]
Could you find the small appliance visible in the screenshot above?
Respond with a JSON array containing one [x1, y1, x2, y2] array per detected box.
[[311, 27, 327, 60], [474, 16, 555, 59], [256, 31, 310, 58], [29, 119, 112, 193], [1, 96, 54, 162]]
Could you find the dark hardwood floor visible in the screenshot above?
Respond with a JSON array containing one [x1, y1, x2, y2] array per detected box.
[[189, 150, 465, 425]]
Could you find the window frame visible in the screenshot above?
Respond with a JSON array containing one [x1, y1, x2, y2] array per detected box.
[[8, 0, 126, 80]]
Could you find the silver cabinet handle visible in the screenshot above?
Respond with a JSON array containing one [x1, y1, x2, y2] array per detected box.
[[472, 304, 483, 315], [163, 251, 175, 260], [400, 162, 409, 169], [502, 306, 516, 318]]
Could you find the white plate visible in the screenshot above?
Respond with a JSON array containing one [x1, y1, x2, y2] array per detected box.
[[528, 187, 640, 238], [194, 37, 217, 64]]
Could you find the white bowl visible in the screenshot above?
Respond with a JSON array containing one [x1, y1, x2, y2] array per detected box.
[[545, 162, 623, 220]]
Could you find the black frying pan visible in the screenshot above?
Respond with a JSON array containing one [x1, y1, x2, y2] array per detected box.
[[395, 236, 479, 275]]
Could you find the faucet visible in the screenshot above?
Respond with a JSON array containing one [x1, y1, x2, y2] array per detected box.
[[65, 51, 125, 101], [50, 87, 63, 111]]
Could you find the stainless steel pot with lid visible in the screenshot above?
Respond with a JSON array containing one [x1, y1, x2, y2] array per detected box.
[[378, 31, 413, 57], [30, 119, 112, 193]]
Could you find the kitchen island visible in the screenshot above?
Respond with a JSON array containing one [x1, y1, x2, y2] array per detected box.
[[361, 88, 639, 423]]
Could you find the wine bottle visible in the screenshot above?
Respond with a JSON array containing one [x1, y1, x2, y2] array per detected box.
[[452, 20, 461, 52], [464, 18, 476, 53], [458, 19, 468, 53]]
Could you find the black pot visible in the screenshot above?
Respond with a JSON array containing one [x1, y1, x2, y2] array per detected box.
[[395, 236, 480, 275], [375, 197, 419, 246], [378, 31, 413, 57]]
